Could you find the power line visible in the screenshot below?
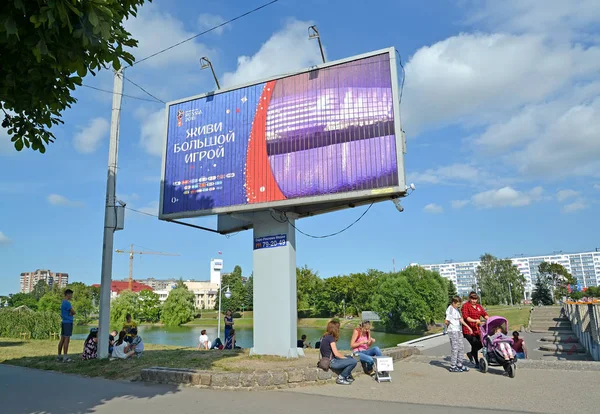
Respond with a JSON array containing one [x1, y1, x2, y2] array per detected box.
[[81, 84, 163, 103], [123, 76, 166, 103], [272, 203, 375, 239], [128, 0, 280, 68]]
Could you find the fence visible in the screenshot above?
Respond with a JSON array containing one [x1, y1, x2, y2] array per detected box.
[[564, 302, 600, 361]]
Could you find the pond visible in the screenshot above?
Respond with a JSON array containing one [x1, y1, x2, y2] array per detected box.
[[73, 325, 420, 350]]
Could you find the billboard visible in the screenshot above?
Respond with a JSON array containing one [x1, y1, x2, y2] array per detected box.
[[159, 48, 406, 220]]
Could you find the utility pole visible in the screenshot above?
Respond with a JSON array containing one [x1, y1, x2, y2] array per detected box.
[[98, 69, 124, 359], [508, 283, 514, 306]]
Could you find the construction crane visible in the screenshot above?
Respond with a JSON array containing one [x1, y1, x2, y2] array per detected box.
[[115, 244, 179, 291]]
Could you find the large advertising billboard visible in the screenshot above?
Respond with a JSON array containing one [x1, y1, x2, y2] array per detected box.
[[159, 48, 406, 220]]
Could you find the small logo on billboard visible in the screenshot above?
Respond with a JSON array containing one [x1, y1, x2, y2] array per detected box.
[[207, 182, 215, 187], [191, 184, 198, 189], [226, 173, 235, 178], [199, 177, 207, 182], [183, 190, 190, 195], [190, 178, 198, 184], [217, 174, 225, 179], [173, 181, 181, 186], [182, 180, 190, 185], [184, 185, 191, 190], [177, 110, 184, 127], [202, 188, 209, 192], [208, 176, 216, 181], [209, 187, 216, 191], [200, 183, 207, 188], [215, 181, 223, 185]]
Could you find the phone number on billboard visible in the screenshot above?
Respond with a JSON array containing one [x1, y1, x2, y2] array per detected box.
[[254, 235, 287, 250]]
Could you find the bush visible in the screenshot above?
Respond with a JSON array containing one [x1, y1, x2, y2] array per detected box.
[[0, 308, 61, 339], [297, 309, 315, 318], [232, 312, 242, 318]]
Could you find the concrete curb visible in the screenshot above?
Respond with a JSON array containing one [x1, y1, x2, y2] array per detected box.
[[140, 346, 420, 390], [397, 333, 444, 346]]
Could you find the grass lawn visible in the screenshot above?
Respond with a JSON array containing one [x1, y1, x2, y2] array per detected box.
[[0, 338, 320, 380], [484, 305, 531, 330]]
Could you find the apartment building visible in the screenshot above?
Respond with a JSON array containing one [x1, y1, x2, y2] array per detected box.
[[19, 269, 69, 293]]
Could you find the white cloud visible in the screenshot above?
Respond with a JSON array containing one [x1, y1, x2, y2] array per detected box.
[[47, 194, 84, 207], [424, 203, 444, 214], [124, 4, 214, 69], [402, 33, 600, 135], [451, 200, 470, 209], [197, 13, 229, 35], [408, 163, 483, 185], [221, 19, 323, 88], [471, 186, 543, 208], [562, 198, 588, 213], [556, 189, 580, 202], [0, 231, 11, 245], [136, 108, 165, 156], [73, 117, 109, 154]]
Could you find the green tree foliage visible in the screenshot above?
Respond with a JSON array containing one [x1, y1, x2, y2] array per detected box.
[[1, 0, 149, 152], [110, 290, 140, 326], [0, 308, 61, 339], [162, 284, 195, 326], [38, 287, 63, 313], [476, 254, 526, 305], [538, 262, 577, 302], [138, 289, 161, 323], [346, 270, 380, 316], [315, 275, 350, 317], [7, 292, 38, 310], [31, 280, 50, 300], [447, 279, 458, 304], [215, 265, 246, 312], [245, 275, 253, 311], [66, 282, 94, 324], [585, 286, 600, 298], [296, 266, 323, 310], [531, 277, 553, 305]]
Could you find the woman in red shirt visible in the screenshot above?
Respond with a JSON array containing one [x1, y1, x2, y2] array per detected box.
[[461, 291, 489, 367]]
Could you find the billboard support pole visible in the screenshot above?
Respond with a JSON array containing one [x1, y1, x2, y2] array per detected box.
[[308, 25, 326, 63], [200, 57, 221, 89], [98, 68, 124, 359], [250, 212, 298, 358]]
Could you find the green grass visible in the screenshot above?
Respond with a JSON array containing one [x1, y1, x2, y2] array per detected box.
[[0, 338, 319, 380], [484, 305, 531, 330]]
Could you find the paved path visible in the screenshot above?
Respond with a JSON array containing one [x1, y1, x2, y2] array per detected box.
[[286, 357, 600, 414], [0, 364, 520, 414]]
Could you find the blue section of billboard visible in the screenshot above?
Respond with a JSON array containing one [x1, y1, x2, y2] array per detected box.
[[254, 234, 287, 250], [163, 83, 266, 215]]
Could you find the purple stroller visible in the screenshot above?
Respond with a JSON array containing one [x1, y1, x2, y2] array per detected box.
[[478, 316, 517, 378]]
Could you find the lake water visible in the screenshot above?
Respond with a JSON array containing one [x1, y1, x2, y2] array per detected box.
[[73, 325, 419, 350]]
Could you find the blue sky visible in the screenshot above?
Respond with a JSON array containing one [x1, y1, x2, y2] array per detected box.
[[1, 0, 599, 295]]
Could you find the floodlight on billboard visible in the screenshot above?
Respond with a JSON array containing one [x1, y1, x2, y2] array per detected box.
[[159, 47, 406, 223]]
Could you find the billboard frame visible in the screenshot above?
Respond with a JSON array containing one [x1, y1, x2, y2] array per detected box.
[[159, 47, 407, 222]]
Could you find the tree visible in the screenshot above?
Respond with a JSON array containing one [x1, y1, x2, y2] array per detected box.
[[215, 265, 246, 312], [245, 274, 253, 311], [162, 285, 195, 326], [38, 287, 63, 313], [1, 0, 147, 153], [402, 266, 447, 325], [586, 286, 600, 298], [66, 282, 94, 324], [7, 292, 38, 310], [315, 275, 350, 317], [138, 290, 161, 323], [296, 266, 323, 311], [447, 279, 458, 304], [110, 290, 139, 326], [31, 280, 50, 300], [531, 277, 553, 306], [538, 262, 576, 302], [346, 270, 380, 316], [476, 254, 526, 305]]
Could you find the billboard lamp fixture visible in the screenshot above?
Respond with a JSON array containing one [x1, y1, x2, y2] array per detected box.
[[392, 198, 404, 213], [200, 57, 221, 89], [308, 25, 326, 64]]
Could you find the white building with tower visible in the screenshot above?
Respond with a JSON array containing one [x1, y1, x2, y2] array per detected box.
[[416, 250, 600, 300]]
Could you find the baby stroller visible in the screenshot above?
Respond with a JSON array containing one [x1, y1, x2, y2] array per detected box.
[[478, 316, 517, 378]]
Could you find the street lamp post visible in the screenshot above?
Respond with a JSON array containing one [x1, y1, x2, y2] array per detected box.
[[217, 285, 231, 340], [508, 283, 514, 307]]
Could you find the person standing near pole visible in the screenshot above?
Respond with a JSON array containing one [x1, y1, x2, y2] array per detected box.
[[446, 296, 471, 372], [224, 310, 234, 340], [57, 289, 76, 362]]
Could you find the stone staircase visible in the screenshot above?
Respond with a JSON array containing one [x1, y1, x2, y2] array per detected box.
[[529, 307, 588, 358]]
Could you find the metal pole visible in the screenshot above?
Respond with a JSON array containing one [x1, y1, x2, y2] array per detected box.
[[128, 244, 133, 291], [98, 69, 123, 359], [217, 274, 222, 340], [209, 63, 220, 89], [509, 283, 513, 306], [316, 36, 326, 63]]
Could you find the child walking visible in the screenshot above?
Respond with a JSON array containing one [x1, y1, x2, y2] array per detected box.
[[445, 296, 473, 373]]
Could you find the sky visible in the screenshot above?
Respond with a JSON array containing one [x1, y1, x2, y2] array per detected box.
[[1, 0, 599, 295]]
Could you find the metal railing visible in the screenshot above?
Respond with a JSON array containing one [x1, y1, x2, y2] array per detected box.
[[564, 302, 600, 361]]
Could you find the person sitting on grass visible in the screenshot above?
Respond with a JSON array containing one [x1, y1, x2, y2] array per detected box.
[[297, 334, 311, 348], [197, 329, 212, 350], [123, 313, 137, 344], [108, 330, 118, 356], [81, 328, 98, 360], [512, 331, 528, 359], [129, 328, 144, 358], [111, 330, 136, 360]]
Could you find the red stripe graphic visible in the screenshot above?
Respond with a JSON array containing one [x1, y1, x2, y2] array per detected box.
[[245, 80, 286, 204]]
